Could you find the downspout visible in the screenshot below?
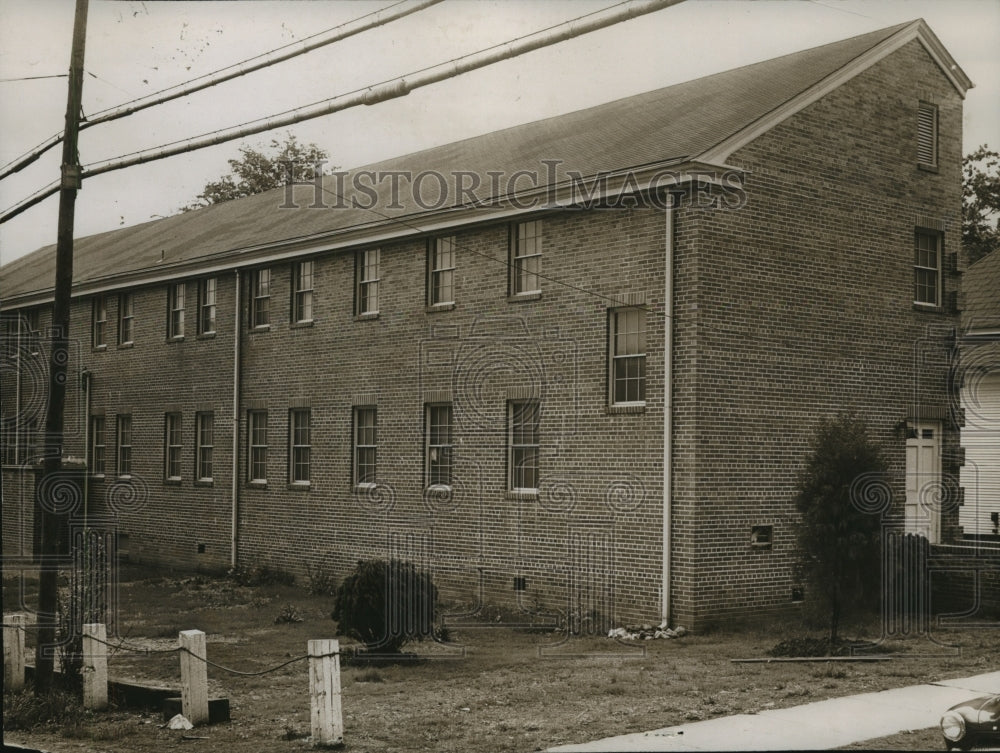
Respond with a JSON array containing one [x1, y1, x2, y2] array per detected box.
[[230, 269, 241, 570], [14, 316, 21, 465], [662, 203, 674, 625], [82, 369, 90, 528]]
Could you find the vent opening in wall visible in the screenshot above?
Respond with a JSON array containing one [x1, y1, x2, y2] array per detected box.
[[197, 543, 206, 554], [751, 525, 772, 549], [791, 588, 804, 603], [513, 576, 527, 591]]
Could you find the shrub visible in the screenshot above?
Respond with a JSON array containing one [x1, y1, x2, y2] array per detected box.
[[228, 563, 295, 587], [274, 603, 304, 624], [331, 559, 437, 653], [305, 561, 338, 597]]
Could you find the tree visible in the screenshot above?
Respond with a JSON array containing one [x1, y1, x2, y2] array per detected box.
[[795, 414, 887, 646], [962, 145, 1000, 265], [182, 133, 331, 211]]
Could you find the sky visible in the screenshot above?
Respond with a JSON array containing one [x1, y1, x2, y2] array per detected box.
[[0, 0, 997, 267]]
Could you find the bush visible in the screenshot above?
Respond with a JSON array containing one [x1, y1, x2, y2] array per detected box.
[[305, 560, 338, 596], [331, 559, 437, 653], [228, 563, 295, 587]]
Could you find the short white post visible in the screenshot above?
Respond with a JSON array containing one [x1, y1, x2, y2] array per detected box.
[[179, 629, 209, 725], [308, 638, 343, 747], [82, 623, 108, 710], [3, 613, 27, 692]]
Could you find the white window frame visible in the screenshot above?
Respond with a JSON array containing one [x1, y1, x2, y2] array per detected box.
[[609, 307, 647, 405], [165, 413, 182, 480], [353, 407, 377, 488], [167, 283, 185, 339], [92, 296, 107, 348], [251, 268, 271, 328], [196, 412, 214, 482], [199, 278, 217, 335], [90, 416, 106, 476], [356, 248, 380, 315], [428, 236, 456, 306], [914, 230, 942, 307], [289, 408, 311, 485], [508, 400, 539, 493], [248, 410, 268, 483], [292, 261, 314, 323], [425, 403, 453, 488], [119, 293, 135, 345], [511, 220, 542, 295], [117, 414, 132, 478]]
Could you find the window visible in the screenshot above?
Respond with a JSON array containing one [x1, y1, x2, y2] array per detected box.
[[196, 412, 214, 481], [610, 307, 647, 404], [164, 413, 182, 480], [251, 269, 271, 328], [90, 417, 106, 475], [428, 236, 456, 306], [167, 283, 185, 339], [119, 292, 135, 345], [356, 249, 380, 315], [292, 261, 314, 322], [917, 102, 938, 166], [914, 231, 941, 306], [92, 297, 107, 348], [117, 415, 132, 477], [508, 401, 539, 492], [511, 220, 542, 295], [353, 407, 377, 486], [290, 409, 311, 484], [24, 309, 40, 356], [248, 410, 267, 483], [198, 278, 216, 335], [426, 404, 453, 487]]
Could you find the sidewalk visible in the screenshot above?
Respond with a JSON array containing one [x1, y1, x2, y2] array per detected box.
[[547, 670, 1000, 751]]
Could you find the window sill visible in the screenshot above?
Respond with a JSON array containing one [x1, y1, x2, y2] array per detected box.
[[288, 481, 311, 491], [248, 480, 267, 489], [607, 402, 646, 414], [912, 302, 944, 314], [508, 291, 542, 303], [118, 342, 134, 350], [506, 489, 539, 501], [917, 163, 939, 173], [89, 474, 106, 482], [426, 303, 456, 313], [290, 319, 315, 329], [250, 324, 271, 333], [196, 331, 216, 340], [166, 336, 184, 344], [92, 344, 107, 353], [354, 312, 379, 322], [194, 479, 214, 487], [164, 478, 182, 486]]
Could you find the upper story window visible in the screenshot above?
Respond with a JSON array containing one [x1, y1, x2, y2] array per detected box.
[[425, 404, 453, 488], [92, 297, 107, 348], [290, 408, 311, 485], [917, 102, 938, 167], [248, 410, 268, 483], [914, 230, 942, 307], [251, 269, 271, 328], [167, 283, 185, 339], [23, 309, 41, 356], [292, 261, 314, 323], [428, 236, 456, 306], [508, 400, 539, 493], [356, 249, 380, 316], [198, 278, 216, 335], [119, 293, 135, 346], [353, 407, 377, 487], [610, 307, 647, 405], [117, 414, 132, 477], [511, 220, 542, 295], [164, 413, 182, 480]]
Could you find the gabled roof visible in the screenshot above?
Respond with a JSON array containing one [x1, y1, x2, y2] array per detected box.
[[964, 251, 1000, 332], [0, 18, 972, 307]]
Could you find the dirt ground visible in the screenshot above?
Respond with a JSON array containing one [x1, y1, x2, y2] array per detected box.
[[4, 565, 996, 752]]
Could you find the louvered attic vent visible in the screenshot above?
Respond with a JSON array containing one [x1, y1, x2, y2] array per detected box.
[[917, 102, 938, 166]]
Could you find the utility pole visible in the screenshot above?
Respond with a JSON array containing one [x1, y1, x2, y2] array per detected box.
[[35, 0, 89, 695]]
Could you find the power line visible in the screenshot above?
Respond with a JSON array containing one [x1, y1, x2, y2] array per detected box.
[[0, 0, 683, 225], [0, 0, 443, 181], [0, 74, 68, 83]]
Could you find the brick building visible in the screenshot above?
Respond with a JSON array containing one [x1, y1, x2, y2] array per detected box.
[[0, 20, 974, 628]]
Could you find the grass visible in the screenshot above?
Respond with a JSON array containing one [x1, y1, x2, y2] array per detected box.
[[3, 564, 998, 752]]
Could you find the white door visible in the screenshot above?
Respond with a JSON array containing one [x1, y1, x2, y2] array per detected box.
[[905, 421, 941, 543]]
